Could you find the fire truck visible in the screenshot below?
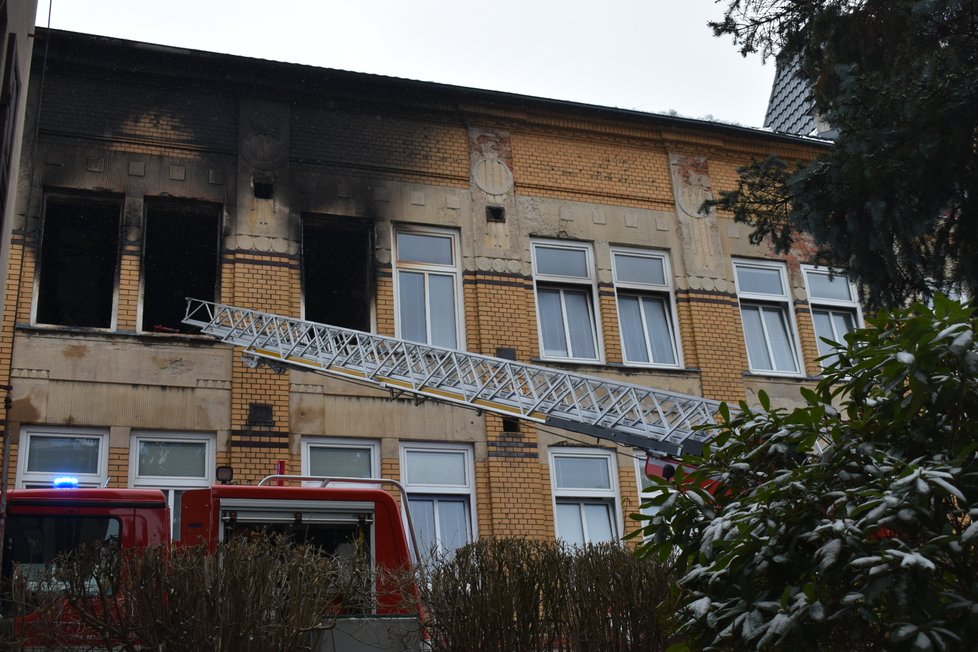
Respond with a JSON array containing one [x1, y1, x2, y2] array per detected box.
[[1, 299, 722, 648]]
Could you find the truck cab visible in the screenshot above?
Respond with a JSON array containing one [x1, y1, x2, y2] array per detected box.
[[3, 487, 170, 594]]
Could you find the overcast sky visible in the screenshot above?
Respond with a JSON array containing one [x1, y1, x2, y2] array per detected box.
[[35, 0, 776, 128]]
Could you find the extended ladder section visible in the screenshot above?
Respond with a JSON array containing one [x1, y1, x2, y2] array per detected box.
[[184, 299, 723, 456]]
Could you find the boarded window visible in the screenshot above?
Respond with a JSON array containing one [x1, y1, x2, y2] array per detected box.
[[142, 198, 221, 333], [36, 194, 122, 328], [301, 214, 372, 331]]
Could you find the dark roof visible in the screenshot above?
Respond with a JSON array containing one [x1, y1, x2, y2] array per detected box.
[[763, 59, 819, 137], [36, 28, 830, 151]]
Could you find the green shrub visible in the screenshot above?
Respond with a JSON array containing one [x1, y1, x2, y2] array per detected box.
[[634, 296, 978, 650]]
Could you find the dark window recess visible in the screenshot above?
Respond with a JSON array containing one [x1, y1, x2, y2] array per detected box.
[[253, 178, 274, 199], [142, 198, 221, 333], [36, 195, 122, 328], [302, 214, 373, 331], [486, 205, 506, 223]]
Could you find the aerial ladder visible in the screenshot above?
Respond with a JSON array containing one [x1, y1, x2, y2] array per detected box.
[[183, 299, 725, 457]]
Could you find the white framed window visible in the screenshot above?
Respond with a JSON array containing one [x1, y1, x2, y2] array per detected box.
[[734, 260, 804, 375], [550, 448, 621, 546], [612, 249, 681, 367], [803, 266, 862, 369], [393, 226, 463, 349], [531, 240, 602, 362], [17, 426, 109, 488], [302, 437, 380, 481], [130, 431, 215, 540], [400, 442, 476, 559]]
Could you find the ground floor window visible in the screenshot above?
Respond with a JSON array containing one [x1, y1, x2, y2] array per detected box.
[[550, 448, 621, 546], [17, 426, 109, 488], [400, 443, 475, 559], [301, 437, 380, 482], [130, 432, 215, 540]]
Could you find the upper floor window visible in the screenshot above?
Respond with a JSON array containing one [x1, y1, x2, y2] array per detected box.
[[532, 241, 601, 362], [302, 214, 373, 331], [35, 194, 122, 329], [17, 426, 108, 488], [550, 449, 620, 546], [401, 443, 476, 559], [141, 198, 221, 333], [394, 227, 462, 349], [803, 266, 862, 368], [612, 249, 681, 366], [733, 260, 803, 375]]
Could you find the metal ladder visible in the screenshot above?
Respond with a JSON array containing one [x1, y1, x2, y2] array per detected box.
[[183, 299, 723, 456]]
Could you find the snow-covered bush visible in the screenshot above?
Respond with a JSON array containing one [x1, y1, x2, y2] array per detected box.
[[633, 296, 978, 650]]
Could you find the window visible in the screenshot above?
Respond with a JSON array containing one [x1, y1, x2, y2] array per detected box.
[[302, 214, 373, 331], [141, 198, 221, 333], [393, 227, 462, 348], [401, 443, 475, 559], [734, 260, 803, 374], [17, 426, 109, 488], [35, 194, 122, 328], [130, 432, 215, 540], [302, 437, 380, 481], [532, 241, 601, 361], [803, 266, 862, 368], [612, 249, 681, 366], [550, 449, 621, 546]]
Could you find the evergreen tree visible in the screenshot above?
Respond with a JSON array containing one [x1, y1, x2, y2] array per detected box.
[[633, 297, 978, 649], [708, 0, 978, 307]]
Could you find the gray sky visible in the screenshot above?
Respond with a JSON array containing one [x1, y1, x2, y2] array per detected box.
[[35, 0, 775, 128]]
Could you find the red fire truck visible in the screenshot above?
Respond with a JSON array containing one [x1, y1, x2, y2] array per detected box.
[[2, 475, 419, 649]]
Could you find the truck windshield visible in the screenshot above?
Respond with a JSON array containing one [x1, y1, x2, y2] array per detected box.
[[2, 515, 121, 602]]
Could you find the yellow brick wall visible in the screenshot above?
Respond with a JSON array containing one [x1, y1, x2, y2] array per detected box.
[[512, 130, 675, 210], [108, 446, 129, 488]]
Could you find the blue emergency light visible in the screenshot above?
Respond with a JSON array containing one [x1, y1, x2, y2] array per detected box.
[[52, 476, 80, 488]]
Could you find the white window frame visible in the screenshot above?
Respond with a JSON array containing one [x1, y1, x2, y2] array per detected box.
[[733, 259, 805, 376], [611, 248, 682, 367], [802, 265, 863, 368], [301, 437, 381, 483], [531, 240, 604, 363], [392, 225, 465, 349], [549, 448, 622, 545], [400, 442, 477, 557], [129, 431, 215, 539], [17, 425, 109, 488]]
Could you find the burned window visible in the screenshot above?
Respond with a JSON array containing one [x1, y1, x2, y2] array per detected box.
[[301, 214, 372, 331], [142, 198, 221, 333], [36, 194, 122, 328]]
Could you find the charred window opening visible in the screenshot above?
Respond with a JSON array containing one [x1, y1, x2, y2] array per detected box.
[[252, 177, 274, 199], [142, 198, 221, 333], [302, 214, 373, 331], [486, 205, 505, 223], [36, 194, 122, 328]]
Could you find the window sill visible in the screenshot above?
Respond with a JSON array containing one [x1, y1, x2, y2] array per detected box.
[[530, 358, 701, 377], [742, 370, 819, 382], [16, 323, 221, 346]]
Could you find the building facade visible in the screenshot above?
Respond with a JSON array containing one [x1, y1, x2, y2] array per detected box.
[[3, 29, 855, 550]]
